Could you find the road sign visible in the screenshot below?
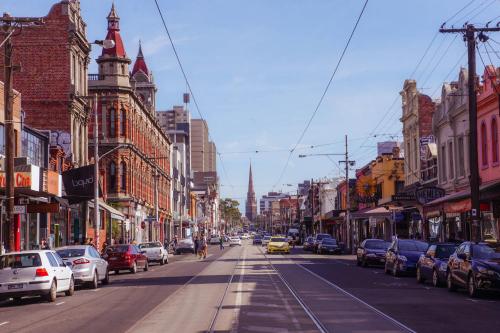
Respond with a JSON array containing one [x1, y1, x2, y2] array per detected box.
[[13, 205, 26, 214]]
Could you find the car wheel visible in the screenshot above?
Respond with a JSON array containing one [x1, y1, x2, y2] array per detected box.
[[432, 269, 440, 287], [468, 274, 479, 298], [130, 261, 137, 274], [144, 261, 149, 272], [12, 297, 22, 304], [356, 258, 361, 266], [416, 266, 425, 283], [89, 271, 98, 289], [45, 280, 57, 303], [160, 256, 165, 265], [102, 270, 110, 285], [65, 277, 75, 296], [392, 263, 399, 277], [447, 271, 457, 292], [114, 270, 119, 275]]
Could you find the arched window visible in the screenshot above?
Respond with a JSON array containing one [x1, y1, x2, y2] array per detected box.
[[120, 161, 127, 191], [492, 118, 499, 164], [109, 161, 116, 192], [120, 109, 126, 137], [481, 122, 488, 166], [109, 108, 116, 137]]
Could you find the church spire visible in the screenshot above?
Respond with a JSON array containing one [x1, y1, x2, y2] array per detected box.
[[131, 40, 149, 76], [246, 162, 257, 221], [248, 163, 254, 194], [102, 2, 126, 58]]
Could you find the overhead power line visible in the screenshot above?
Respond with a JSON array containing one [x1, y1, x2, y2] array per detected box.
[[273, 0, 370, 188]]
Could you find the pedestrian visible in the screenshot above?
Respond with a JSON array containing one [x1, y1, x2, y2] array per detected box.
[[101, 242, 108, 255], [292, 234, 296, 249], [194, 236, 200, 257], [219, 235, 224, 250], [199, 235, 207, 259], [41, 238, 50, 250]]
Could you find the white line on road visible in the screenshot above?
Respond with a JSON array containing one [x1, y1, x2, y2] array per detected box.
[[299, 264, 416, 333], [55, 302, 65, 306], [0, 321, 9, 326]]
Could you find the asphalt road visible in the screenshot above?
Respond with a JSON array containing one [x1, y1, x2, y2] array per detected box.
[[1, 242, 499, 333]]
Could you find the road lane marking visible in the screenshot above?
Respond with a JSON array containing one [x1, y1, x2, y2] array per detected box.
[[55, 302, 65, 306], [0, 322, 9, 326], [299, 264, 416, 333]]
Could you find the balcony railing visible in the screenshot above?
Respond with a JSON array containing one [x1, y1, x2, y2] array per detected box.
[[88, 73, 105, 81]]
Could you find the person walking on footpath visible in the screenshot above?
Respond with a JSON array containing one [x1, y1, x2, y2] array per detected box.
[[219, 235, 224, 250], [199, 234, 207, 259], [194, 236, 200, 257]]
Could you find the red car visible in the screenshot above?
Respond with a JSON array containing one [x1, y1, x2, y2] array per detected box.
[[104, 245, 148, 274]]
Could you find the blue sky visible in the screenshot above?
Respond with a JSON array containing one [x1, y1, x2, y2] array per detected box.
[[4, 0, 500, 207]]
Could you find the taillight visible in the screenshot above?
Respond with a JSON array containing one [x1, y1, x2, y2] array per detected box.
[[123, 253, 131, 260], [35, 268, 49, 277], [73, 258, 90, 265]]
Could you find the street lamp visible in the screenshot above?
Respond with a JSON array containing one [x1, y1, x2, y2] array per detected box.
[[90, 39, 115, 251]]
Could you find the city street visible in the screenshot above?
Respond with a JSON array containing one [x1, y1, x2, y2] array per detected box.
[[1, 241, 499, 333]]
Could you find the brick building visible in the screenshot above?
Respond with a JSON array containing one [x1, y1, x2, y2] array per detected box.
[[88, 4, 171, 245]]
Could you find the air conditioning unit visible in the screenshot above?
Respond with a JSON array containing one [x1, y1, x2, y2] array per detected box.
[[14, 157, 30, 167]]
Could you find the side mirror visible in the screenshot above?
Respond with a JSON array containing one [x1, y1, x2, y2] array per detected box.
[[457, 253, 467, 260], [388, 248, 395, 253]]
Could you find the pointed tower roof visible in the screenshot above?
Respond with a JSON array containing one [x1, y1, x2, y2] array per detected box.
[[131, 41, 149, 76], [102, 3, 126, 58], [248, 163, 255, 195]]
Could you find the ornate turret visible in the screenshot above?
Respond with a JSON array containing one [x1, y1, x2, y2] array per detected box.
[[131, 41, 156, 111]]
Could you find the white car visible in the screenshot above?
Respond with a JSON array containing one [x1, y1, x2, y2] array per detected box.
[[57, 245, 109, 288], [241, 233, 250, 240], [229, 237, 242, 246], [138, 242, 168, 265], [209, 236, 221, 245], [0, 250, 74, 303], [262, 235, 272, 247]]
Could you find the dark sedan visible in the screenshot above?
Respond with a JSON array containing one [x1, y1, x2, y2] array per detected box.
[[447, 242, 500, 297], [317, 238, 341, 254], [356, 239, 390, 267], [313, 233, 332, 253], [385, 239, 428, 277], [416, 243, 457, 287], [303, 237, 314, 251], [253, 235, 263, 245]]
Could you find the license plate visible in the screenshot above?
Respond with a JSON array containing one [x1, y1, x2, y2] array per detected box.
[[109, 257, 118, 260], [8, 283, 23, 290], [380, 259, 385, 262]]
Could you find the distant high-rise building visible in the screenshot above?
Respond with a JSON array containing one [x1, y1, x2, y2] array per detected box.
[[245, 164, 257, 221], [191, 119, 209, 172]]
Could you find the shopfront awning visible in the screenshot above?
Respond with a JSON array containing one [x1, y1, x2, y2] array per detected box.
[[88, 199, 125, 221], [350, 206, 400, 219]]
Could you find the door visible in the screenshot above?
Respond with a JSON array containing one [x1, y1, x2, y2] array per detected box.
[[131, 246, 144, 268], [450, 244, 465, 285], [89, 247, 107, 279], [458, 243, 472, 285], [53, 252, 71, 289], [46, 252, 66, 291], [422, 245, 436, 278]]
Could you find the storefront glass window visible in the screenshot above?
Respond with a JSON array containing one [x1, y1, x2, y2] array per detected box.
[[482, 212, 498, 242], [428, 217, 441, 240]]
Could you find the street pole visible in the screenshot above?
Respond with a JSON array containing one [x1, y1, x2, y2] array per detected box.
[[345, 134, 352, 253], [93, 94, 100, 251], [439, 24, 500, 242]]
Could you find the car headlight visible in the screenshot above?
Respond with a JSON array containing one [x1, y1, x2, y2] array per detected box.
[[439, 262, 448, 271], [397, 255, 407, 261], [366, 253, 376, 257]]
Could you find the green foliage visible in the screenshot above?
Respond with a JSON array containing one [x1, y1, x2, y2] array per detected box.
[[219, 198, 242, 224]]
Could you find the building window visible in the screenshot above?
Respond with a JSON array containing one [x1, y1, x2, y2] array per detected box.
[[441, 145, 447, 182], [458, 136, 465, 177], [120, 161, 126, 191], [0, 123, 4, 155], [492, 118, 499, 164], [22, 129, 45, 168], [481, 122, 488, 166], [413, 137, 418, 173], [109, 161, 116, 192], [120, 109, 126, 137], [109, 108, 116, 137], [448, 141, 454, 179]]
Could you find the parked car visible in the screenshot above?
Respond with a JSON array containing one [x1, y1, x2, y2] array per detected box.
[[176, 238, 195, 254], [241, 233, 250, 240], [56, 245, 109, 289], [416, 243, 457, 287], [303, 237, 315, 251], [0, 250, 74, 303], [262, 235, 272, 247], [384, 239, 428, 276], [313, 233, 332, 253], [317, 238, 341, 254], [356, 239, 390, 267], [104, 244, 148, 274], [229, 236, 242, 246], [138, 242, 168, 265], [209, 236, 221, 245], [447, 242, 500, 297], [267, 236, 290, 254], [253, 235, 263, 245]]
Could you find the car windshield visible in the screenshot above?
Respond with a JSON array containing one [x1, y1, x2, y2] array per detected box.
[[473, 244, 500, 259], [263, 236, 271, 240], [322, 239, 337, 245], [139, 242, 161, 249], [316, 234, 331, 241], [106, 245, 129, 253], [56, 248, 86, 258], [435, 245, 457, 258], [0, 253, 42, 269], [365, 240, 389, 250], [254, 236, 262, 240], [399, 241, 428, 252], [271, 238, 286, 242]]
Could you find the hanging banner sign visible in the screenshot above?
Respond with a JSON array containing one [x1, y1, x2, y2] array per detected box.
[[62, 165, 100, 204], [415, 187, 445, 205]]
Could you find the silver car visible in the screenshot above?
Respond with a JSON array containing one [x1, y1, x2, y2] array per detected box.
[[138, 242, 168, 265], [56, 245, 109, 289]]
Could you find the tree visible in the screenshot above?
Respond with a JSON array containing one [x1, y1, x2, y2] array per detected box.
[[219, 198, 242, 231]]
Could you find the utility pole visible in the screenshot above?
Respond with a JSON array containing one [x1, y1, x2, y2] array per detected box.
[[345, 135, 351, 253], [1, 13, 43, 251], [440, 24, 500, 242]]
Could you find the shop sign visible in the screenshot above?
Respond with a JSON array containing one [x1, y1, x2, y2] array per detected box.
[[46, 171, 62, 197], [392, 193, 415, 201], [27, 203, 60, 214], [369, 217, 377, 228], [13, 205, 26, 214], [415, 187, 445, 205], [0, 172, 32, 189], [62, 165, 99, 204]]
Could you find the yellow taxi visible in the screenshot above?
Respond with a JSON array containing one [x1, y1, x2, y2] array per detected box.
[[267, 236, 290, 254]]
